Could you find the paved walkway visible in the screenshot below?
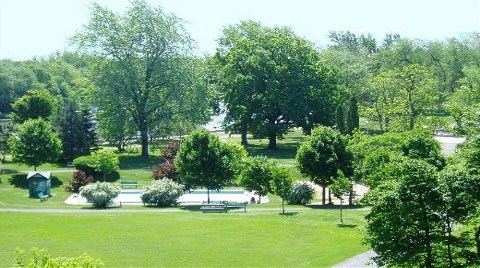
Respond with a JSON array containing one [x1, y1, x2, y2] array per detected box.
[[332, 250, 377, 268]]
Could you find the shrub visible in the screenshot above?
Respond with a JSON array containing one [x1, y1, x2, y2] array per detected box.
[[64, 170, 93, 193], [152, 159, 178, 181], [73, 155, 98, 175], [80, 182, 120, 208], [15, 247, 103, 267], [287, 181, 315, 205], [141, 179, 184, 206], [160, 141, 180, 159]]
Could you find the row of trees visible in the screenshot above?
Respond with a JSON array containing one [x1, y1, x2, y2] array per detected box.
[[3, 1, 479, 162]]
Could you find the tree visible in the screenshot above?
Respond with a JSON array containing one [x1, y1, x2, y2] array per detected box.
[[239, 156, 275, 204], [0, 119, 13, 162], [438, 165, 480, 266], [91, 150, 119, 182], [329, 172, 352, 224], [73, 0, 211, 157], [11, 89, 58, 123], [215, 20, 342, 149], [401, 130, 445, 169], [271, 167, 293, 214], [175, 130, 246, 203], [56, 99, 97, 161], [364, 159, 444, 268], [296, 126, 353, 205], [345, 97, 359, 134], [8, 118, 62, 171], [364, 64, 438, 131]]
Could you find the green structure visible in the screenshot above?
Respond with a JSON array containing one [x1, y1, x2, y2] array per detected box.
[[27, 171, 51, 198]]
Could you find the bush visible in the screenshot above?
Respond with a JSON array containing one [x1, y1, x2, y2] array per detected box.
[[80, 182, 120, 208], [287, 181, 315, 205], [15, 247, 103, 267], [64, 170, 93, 193], [141, 179, 184, 206], [160, 141, 180, 159], [152, 159, 178, 181], [73, 155, 98, 175]]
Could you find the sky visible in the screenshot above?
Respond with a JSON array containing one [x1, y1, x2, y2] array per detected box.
[[0, 0, 479, 61]]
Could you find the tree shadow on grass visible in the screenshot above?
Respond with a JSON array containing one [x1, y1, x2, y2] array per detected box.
[[279, 212, 299, 217], [306, 204, 364, 210], [1, 169, 21, 175], [9, 174, 28, 189], [337, 224, 358, 228], [9, 174, 63, 189], [118, 155, 163, 170], [245, 142, 299, 160]]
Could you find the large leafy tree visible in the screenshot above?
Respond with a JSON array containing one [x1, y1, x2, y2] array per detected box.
[[8, 118, 62, 171], [296, 126, 353, 205], [73, 0, 209, 157], [364, 159, 444, 268], [11, 89, 58, 123], [215, 20, 342, 149], [175, 130, 246, 203]]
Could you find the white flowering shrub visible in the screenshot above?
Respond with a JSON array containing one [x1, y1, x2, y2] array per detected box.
[[286, 181, 316, 205], [80, 182, 120, 208], [141, 179, 184, 206]]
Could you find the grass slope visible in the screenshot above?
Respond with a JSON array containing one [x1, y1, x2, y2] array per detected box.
[[0, 210, 368, 267]]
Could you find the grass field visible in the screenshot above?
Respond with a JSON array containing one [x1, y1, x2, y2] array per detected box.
[[0, 209, 368, 267], [0, 129, 371, 266]]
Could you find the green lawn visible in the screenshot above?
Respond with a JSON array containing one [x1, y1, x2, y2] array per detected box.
[[0, 209, 368, 267], [0, 130, 372, 266]]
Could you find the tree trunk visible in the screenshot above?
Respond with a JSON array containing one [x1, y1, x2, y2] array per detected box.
[[241, 129, 248, 146], [281, 198, 285, 214], [140, 127, 149, 158], [446, 220, 453, 268], [207, 188, 210, 204], [328, 190, 332, 204], [322, 186, 326, 205], [34, 166, 37, 171], [267, 131, 277, 150], [340, 198, 343, 224], [475, 226, 480, 258], [348, 182, 354, 206], [408, 81, 415, 130]]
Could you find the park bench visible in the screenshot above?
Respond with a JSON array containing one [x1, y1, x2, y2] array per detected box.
[[66, 162, 75, 169], [200, 203, 228, 213], [225, 202, 247, 213], [120, 180, 138, 189]]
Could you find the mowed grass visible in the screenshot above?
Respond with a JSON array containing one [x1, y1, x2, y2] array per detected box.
[[0, 209, 368, 267]]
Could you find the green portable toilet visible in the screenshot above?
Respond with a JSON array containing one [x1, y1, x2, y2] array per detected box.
[[27, 171, 51, 198]]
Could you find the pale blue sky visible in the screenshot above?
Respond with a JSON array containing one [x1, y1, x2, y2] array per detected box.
[[0, 0, 479, 60]]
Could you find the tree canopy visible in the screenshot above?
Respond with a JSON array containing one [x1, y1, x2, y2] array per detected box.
[[296, 126, 353, 204], [73, 0, 212, 157], [215, 20, 344, 148], [175, 130, 246, 203], [8, 118, 62, 170]]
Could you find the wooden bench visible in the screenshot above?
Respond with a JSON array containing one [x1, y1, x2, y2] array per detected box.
[[200, 203, 228, 213], [226, 202, 247, 213], [120, 180, 138, 189], [66, 162, 75, 169]]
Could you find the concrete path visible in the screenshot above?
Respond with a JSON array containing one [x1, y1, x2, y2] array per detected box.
[[332, 250, 377, 268]]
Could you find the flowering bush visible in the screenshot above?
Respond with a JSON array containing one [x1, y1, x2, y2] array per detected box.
[[80, 182, 120, 208], [64, 170, 93, 193], [141, 179, 184, 206], [152, 159, 178, 181], [286, 181, 316, 205]]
